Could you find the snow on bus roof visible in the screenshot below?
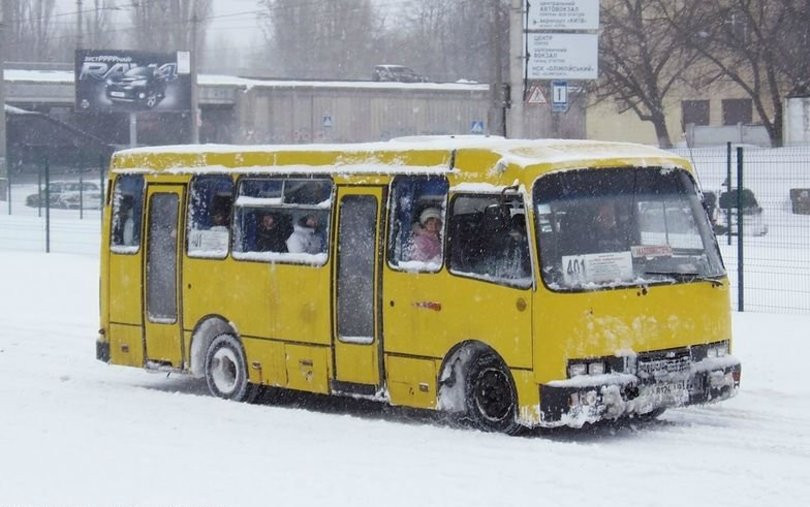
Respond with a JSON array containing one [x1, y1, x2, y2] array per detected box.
[[115, 137, 687, 171]]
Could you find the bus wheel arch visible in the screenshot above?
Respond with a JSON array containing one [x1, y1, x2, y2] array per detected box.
[[189, 315, 236, 379], [437, 341, 521, 434]]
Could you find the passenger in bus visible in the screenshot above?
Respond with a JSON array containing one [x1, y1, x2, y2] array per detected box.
[[286, 214, 323, 254], [210, 209, 229, 231], [591, 202, 624, 252], [255, 212, 288, 252], [410, 207, 442, 262], [505, 213, 531, 277]]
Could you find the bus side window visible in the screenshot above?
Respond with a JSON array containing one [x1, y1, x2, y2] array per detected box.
[[232, 177, 332, 263], [448, 194, 532, 287], [387, 175, 448, 271], [110, 175, 145, 253], [187, 175, 234, 258]]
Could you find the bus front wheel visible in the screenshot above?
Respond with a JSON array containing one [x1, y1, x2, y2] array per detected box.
[[463, 351, 521, 434], [204, 334, 261, 402]]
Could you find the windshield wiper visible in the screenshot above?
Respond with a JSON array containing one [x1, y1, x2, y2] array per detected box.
[[643, 271, 724, 287]]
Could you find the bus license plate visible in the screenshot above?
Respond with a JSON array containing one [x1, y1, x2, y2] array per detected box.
[[646, 380, 689, 404], [110, 91, 125, 98]]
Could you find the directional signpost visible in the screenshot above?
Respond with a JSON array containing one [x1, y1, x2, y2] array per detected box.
[[523, 0, 599, 114], [528, 0, 599, 30]]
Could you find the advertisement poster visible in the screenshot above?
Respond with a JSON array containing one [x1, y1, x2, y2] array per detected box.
[[75, 49, 191, 113]]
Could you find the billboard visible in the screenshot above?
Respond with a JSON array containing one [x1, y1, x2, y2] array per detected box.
[[75, 49, 191, 113]]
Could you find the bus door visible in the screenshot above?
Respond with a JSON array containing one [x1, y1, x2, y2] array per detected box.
[[143, 185, 185, 367], [332, 186, 385, 390]]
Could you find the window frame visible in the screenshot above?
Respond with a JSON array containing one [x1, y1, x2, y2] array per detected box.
[[185, 174, 235, 260], [681, 99, 710, 126], [722, 98, 753, 126], [532, 167, 725, 294], [386, 174, 449, 274], [109, 174, 145, 255], [446, 191, 534, 290], [231, 174, 335, 266]]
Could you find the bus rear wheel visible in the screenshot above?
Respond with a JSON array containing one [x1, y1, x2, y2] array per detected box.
[[463, 351, 521, 434], [204, 334, 261, 402]]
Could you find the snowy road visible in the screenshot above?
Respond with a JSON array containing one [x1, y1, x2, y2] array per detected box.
[[1, 250, 808, 506]]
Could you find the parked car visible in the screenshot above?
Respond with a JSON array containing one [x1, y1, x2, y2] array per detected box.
[[372, 64, 429, 83], [713, 188, 768, 236], [105, 65, 167, 108], [26, 181, 103, 210]]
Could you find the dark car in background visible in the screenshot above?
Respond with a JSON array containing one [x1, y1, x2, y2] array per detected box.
[[711, 188, 769, 236], [26, 181, 103, 210], [372, 64, 429, 83], [105, 65, 167, 109]]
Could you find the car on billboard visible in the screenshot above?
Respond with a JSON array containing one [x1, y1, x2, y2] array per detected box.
[[105, 65, 168, 109]]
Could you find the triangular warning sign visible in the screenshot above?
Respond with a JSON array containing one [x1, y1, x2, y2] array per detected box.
[[526, 85, 547, 104]]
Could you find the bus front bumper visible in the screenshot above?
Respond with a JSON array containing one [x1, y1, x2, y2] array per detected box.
[[537, 356, 741, 428]]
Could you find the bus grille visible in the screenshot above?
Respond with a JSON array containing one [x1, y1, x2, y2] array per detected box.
[[636, 349, 691, 381]]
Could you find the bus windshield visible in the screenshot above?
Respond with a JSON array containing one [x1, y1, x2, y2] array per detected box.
[[533, 167, 724, 290]]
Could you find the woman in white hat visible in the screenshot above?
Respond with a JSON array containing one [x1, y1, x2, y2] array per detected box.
[[410, 207, 443, 262]]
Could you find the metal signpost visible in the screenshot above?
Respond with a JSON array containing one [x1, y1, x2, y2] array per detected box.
[[522, 0, 600, 125]]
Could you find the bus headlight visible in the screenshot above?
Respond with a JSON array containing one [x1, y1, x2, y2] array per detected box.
[[567, 359, 608, 378], [587, 361, 606, 375], [706, 341, 729, 358], [568, 363, 587, 377]]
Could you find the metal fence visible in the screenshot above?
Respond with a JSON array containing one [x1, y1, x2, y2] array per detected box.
[[674, 144, 810, 314], [0, 157, 105, 256], [2, 146, 809, 314]]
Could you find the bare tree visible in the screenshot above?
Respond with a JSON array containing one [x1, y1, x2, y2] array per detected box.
[[129, 0, 212, 53], [597, 0, 704, 148], [774, 0, 810, 94], [82, 0, 118, 50], [376, 0, 507, 83], [3, 0, 59, 61], [659, 0, 803, 146], [260, 0, 381, 79]]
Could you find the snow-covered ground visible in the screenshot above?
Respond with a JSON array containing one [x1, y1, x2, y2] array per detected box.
[[1, 145, 809, 504], [2, 204, 810, 506]]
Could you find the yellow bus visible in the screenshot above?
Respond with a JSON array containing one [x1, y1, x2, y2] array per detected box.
[[96, 137, 741, 432]]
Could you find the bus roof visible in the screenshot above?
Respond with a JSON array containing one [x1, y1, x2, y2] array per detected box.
[[111, 137, 691, 182]]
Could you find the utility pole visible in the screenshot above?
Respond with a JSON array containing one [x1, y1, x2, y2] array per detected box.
[[76, 0, 83, 49], [0, 0, 9, 203], [490, 0, 505, 136], [190, 0, 200, 144], [506, 0, 526, 139]]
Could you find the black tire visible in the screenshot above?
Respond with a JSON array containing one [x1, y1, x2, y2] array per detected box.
[[636, 407, 667, 421], [204, 334, 261, 402], [463, 350, 522, 434]]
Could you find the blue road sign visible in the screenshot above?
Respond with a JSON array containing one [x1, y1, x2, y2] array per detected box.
[[552, 80, 568, 113], [471, 120, 485, 134]]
